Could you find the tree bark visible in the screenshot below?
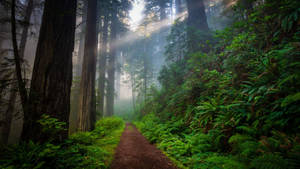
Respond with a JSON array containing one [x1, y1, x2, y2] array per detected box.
[[159, 1, 167, 20], [131, 74, 136, 111], [69, 0, 87, 134], [143, 39, 148, 102], [115, 50, 121, 100], [186, 0, 209, 53], [21, 0, 77, 142], [7, 0, 29, 144], [97, 13, 108, 117], [19, 0, 34, 59], [77, 0, 98, 131], [76, 0, 87, 78], [106, 5, 117, 117], [2, 0, 34, 144], [176, 0, 183, 14], [186, 0, 209, 31]]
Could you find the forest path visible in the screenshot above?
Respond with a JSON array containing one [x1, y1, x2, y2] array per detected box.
[[110, 123, 178, 169]]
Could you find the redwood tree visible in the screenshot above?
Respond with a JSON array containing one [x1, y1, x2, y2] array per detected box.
[[69, 0, 87, 134], [77, 0, 98, 131], [21, 0, 77, 142], [175, 0, 183, 14], [186, 0, 209, 52], [97, 12, 109, 117], [106, 1, 118, 116], [186, 0, 209, 31]]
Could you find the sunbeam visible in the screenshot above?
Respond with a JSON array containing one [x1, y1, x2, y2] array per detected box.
[[110, 11, 187, 51]]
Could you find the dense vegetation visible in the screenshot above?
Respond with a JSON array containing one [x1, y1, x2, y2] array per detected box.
[[134, 0, 300, 168], [0, 117, 124, 168], [1, 0, 300, 168]]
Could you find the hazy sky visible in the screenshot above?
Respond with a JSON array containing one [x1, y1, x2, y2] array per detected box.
[[129, 0, 145, 30]]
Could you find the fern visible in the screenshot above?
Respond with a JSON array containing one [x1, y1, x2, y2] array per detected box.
[[229, 134, 254, 144], [281, 92, 300, 107], [204, 155, 246, 169], [287, 145, 300, 169], [236, 126, 258, 136], [250, 154, 288, 169]]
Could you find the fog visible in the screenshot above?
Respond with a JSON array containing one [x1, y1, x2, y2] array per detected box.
[[114, 0, 231, 116], [0, 0, 234, 143]]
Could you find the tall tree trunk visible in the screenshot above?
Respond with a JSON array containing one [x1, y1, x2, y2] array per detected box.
[[97, 13, 108, 118], [143, 39, 148, 102], [186, 0, 209, 53], [21, 0, 77, 142], [186, 0, 208, 31], [106, 6, 117, 117], [77, 0, 98, 131], [131, 75, 136, 111], [69, 0, 87, 134], [19, 0, 34, 59], [159, 1, 167, 20], [76, 0, 88, 78], [9, 0, 29, 144], [115, 50, 121, 100], [2, 0, 34, 144], [176, 0, 183, 14]]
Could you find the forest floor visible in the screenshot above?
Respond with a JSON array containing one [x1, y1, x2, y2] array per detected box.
[[110, 123, 178, 169]]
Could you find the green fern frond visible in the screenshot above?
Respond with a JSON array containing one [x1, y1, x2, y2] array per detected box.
[[229, 134, 254, 144], [236, 126, 258, 136], [281, 92, 300, 107], [205, 155, 247, 169], [250, 154, 288, 169]]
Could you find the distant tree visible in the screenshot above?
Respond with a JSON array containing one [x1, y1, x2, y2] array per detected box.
[[186, 0, 210, 53], [106, 0, 118, 117], [69, 0, 87, 134], [186, 0, 209, 32], [175, 0, 183, 14], [75, 0, 88, 78], [145, 0, 170, 20], [2, 0, 34, 144], [105, 0, 130, 116], [77, 0, 98, 131], [97, 10, 109, 118]]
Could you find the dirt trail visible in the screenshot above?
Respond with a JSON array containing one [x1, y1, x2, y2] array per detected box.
[[110, 123, 178, 169]]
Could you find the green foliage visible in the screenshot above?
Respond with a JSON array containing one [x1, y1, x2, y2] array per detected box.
[[133, 0, 300, 168], [37, 114, 67, 138], [201, 155, 246, 169], [250, 154, 288, 169], [0, 117, 125, 169], [281, 92, 300, 107]]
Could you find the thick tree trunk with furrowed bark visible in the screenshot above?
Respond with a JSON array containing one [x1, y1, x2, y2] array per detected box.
[[21, 0, 77, 142]]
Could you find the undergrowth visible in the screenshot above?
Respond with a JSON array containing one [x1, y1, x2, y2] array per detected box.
[[134, 0, 300, 169], [0, 117, 125, 169]]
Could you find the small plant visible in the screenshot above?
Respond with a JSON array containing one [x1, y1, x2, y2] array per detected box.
[[37, 114, 67, 137]]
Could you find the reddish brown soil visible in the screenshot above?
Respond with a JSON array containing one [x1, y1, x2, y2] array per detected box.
[[110, 123, 178, 169]]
